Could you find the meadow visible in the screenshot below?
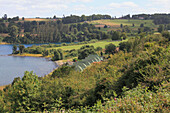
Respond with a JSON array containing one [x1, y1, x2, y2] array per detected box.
[[88, 19, 157, 27], [47, 40, 124, 51], [88, 19, 158, 31]]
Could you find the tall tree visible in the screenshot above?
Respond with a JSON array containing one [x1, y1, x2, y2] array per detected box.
[[19, 45, 25, 54], [12, 45, 17, 54]]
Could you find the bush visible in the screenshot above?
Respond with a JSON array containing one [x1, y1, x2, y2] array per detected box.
[[105, 43, 116, 54], [51, 66, 74, 78], [78, 45, 95, 59]]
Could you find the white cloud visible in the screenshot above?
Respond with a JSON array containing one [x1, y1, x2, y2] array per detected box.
[[110, 2, 138, 8], [149, 0, 170, 4], [149, 0, 170, 8]]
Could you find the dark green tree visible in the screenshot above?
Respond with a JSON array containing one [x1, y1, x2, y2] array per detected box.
[[42, 50, 49, 57], [158, 25, 164, 33], [120, 24, 123, 28], [111, 31, 121, 40], [52, 49, 63, 61], [52, 51, 60, 61], [104, 25, 108, 28], [105, 43, 116, 54], [78, 45, 95, 59], [95, 46, 102, 51], [19, 45, 25, 54], [9, 25, 18, 38], [162, 31, 170, 41], [12, 45, 17, 54], [81, 15, 86, 21]]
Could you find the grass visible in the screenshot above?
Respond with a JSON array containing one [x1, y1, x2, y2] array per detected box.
[[88, 19, 156, 27], [0, 85, 7, 91], [46, 40, 125, 51], [13, 53, 43, 57], [0, 42, 10, 45]]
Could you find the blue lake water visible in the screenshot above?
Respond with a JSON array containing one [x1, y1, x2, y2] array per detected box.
[[0, 44, 58, 86]]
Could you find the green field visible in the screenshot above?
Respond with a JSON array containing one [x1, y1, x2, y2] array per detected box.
[[88, 19, 156, 27], [88, 19, 158, 31], [46, 40, 125, 51]]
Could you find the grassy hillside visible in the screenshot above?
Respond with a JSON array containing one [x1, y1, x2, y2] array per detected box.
[[47, 40, 125, 51], [88, 19, 158, 31], [88, 19, 156, 27]]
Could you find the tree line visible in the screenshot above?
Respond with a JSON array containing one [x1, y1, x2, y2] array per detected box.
[[3, 20, 127, 44], [62, 14, 111, 24]]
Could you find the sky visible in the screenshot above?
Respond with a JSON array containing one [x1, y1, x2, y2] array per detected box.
[[0, 0, 170, 18]]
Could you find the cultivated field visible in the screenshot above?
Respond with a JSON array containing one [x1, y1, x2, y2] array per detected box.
[[88, 19, 156, 27], [19, 18, 50, 21]]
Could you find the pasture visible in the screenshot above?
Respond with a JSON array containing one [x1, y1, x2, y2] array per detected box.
[[88, 19, 156, 27], [19, 18, 50, 21], [46, 40, 125, 51]]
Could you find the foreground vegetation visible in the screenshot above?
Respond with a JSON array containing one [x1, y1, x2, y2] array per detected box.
[[0, 32, 169, 112]]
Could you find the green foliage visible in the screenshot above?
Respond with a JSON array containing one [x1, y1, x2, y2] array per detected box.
[[111, 31, 121, 40], [7, 71, 41, 112], [158, 24, 164, 33], [9, 25, 18, 38], [105, 43, 116, 54], [0, 34, 169, 112], [51, 66, 74, 78], [162, 31, 170, 41], [68, 85, 169, 112], [52, 49, 63, 61], [104, 25, 107, 28], [42, 49, 49, 57], [12, 45, 17, 54], [121, 32, 127, 40], [19, 45, 25, 54], [78, 45, 96, 59], [95, 46, 102, 51]]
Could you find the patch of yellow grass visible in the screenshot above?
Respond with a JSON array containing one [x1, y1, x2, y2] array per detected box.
[[88, 20, 120, 27], [16, 53, 43, 57], [0, 42, 10, 45], [21, 18, 50, 21], [0, 85, 7, 91]]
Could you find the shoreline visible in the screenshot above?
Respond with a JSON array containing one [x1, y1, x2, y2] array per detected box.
[[8, 53, 43, 57], [0, 57, 73, 90], [0, 42, 10, 45]]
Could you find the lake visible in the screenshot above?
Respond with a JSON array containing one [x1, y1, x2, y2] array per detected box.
[[0, 44, 58, 86]]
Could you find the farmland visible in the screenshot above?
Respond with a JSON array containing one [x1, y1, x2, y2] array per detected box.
[[19, 18, 50, 21], [47, 40, 124, 51], [88, 19, 157, 27], [88, 19, 158, 31]]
